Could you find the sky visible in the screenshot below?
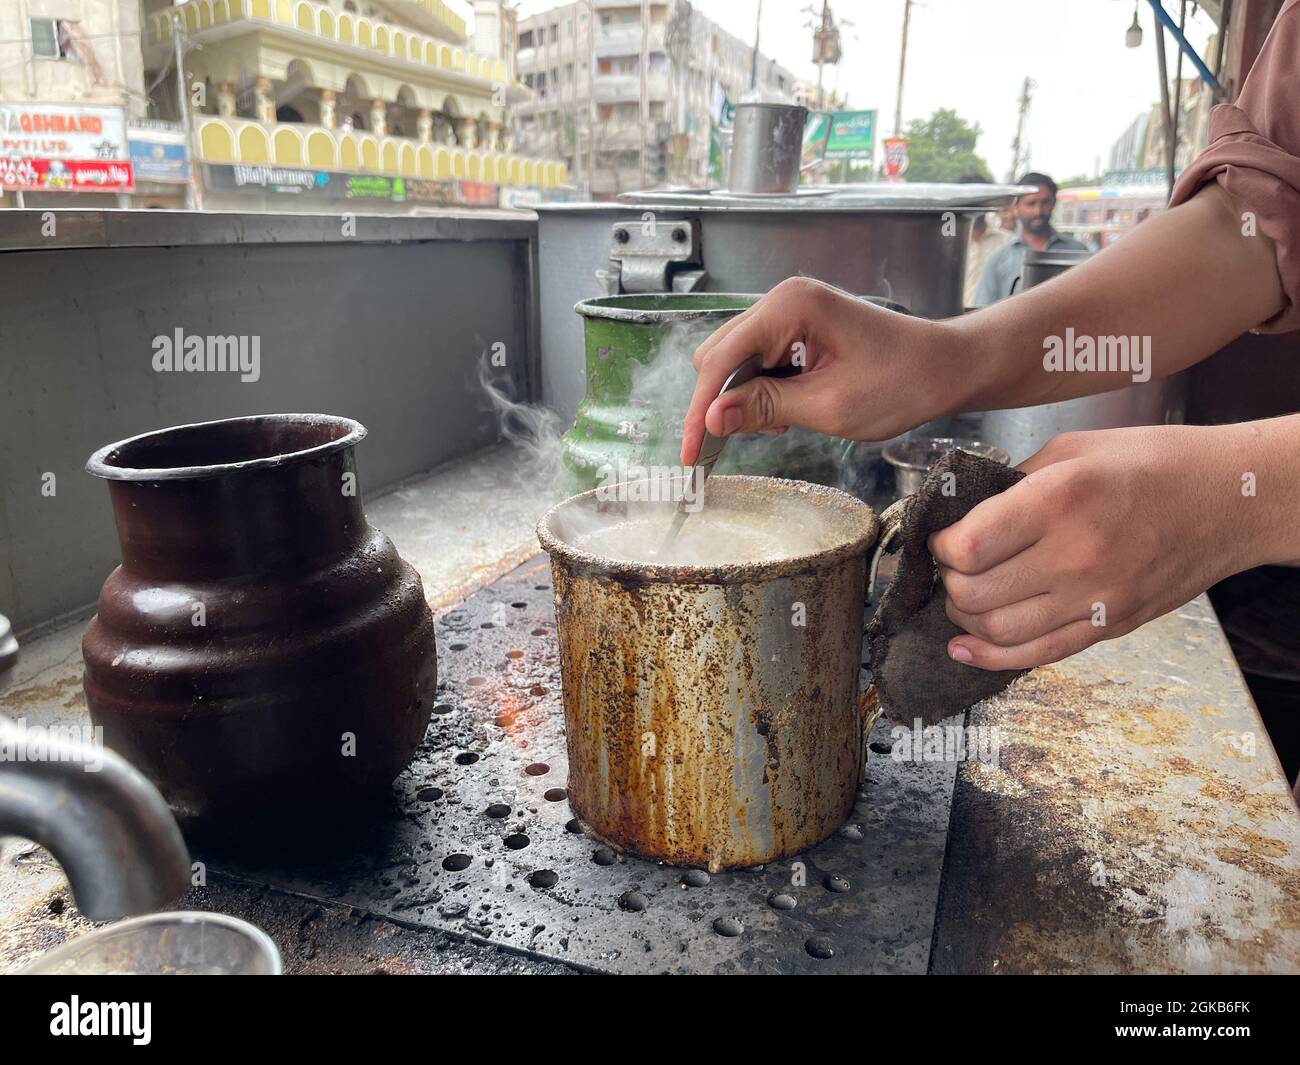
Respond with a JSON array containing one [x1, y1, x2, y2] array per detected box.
[[490, 0, 1219, 181]]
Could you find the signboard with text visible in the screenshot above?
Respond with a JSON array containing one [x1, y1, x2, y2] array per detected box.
[[0, 156, 133, 193], [204, 164, 499, 207], [823, 109, 876, 160], [0, 102, 131, 193], [1101, 167, 1180, 189], [128, 121, 189, 183], [882, 135, 909, 181], [0, 102, 127, 161]]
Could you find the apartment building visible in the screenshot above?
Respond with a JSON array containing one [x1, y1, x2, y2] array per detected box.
[[0, 0, 155, 207], [1108, 76, 1214, 175], [138, 0, 567, 212], [514, 1, 798, 197]]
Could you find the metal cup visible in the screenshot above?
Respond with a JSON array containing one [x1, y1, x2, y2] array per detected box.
[[881, 436, 1010, 498], [730, 102, 821, 195]]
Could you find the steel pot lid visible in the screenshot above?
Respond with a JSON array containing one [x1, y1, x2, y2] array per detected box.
[[603, 181, 1037, 213], [575, 292, 909, 321]]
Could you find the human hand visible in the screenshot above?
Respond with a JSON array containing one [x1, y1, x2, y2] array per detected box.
[[930, 425, 1259, 670], [679, 277, 955, 465]]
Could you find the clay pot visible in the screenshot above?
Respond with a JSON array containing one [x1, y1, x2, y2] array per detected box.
[[82, 414, 436, 835]]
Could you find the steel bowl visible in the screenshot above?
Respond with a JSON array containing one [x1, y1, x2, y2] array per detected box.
[[881, 436, 1010, 498]]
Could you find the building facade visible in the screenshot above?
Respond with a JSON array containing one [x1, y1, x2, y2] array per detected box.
[[513, 0, 798, 197], [0, 0, 154, 207], [1107, 75, 1214, 175], [138, 0, 567, 212]]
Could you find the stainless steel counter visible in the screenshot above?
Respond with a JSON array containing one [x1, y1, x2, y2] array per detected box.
[[2, 445, 1296, 974], [0, 210, 541, 632], [0, 207, 537, 252]]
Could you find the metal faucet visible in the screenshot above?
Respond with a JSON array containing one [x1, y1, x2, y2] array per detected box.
[[0, 713, 191, 921], [0, 614, 17, 674]]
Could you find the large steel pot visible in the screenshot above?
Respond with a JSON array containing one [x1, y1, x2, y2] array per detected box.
[[536, 183, 1031, 422], [981, 247, 1186, 463], [537, 475, 880, 871], [981, 384, 1186, 465]]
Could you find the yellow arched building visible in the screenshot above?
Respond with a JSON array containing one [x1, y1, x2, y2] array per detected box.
[[144, 0, 568, 204]]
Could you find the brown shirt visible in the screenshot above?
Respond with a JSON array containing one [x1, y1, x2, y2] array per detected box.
[[1171, 0, 1300, 333]]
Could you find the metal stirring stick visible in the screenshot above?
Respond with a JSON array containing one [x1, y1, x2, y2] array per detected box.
[[658, 354, 792, 556]]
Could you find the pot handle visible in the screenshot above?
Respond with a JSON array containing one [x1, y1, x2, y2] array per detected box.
[[857, 685, 882, 784], [858, 496, 910, 782], [867, 496, 909, 602]]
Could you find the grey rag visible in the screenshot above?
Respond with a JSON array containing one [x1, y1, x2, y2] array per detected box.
[[868, 449, 1029, 725]]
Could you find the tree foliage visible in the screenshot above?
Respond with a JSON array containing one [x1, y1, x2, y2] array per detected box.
[[901, 108, 993, 183]]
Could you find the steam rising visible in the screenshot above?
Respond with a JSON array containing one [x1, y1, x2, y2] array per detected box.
[[478, 315, 856, 564], [624, 318, 842, 481], [482, 317, 849, 485], [477, 351, 567, 497]]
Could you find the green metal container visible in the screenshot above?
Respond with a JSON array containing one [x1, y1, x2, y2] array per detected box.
[[561, 293, 845, 495]]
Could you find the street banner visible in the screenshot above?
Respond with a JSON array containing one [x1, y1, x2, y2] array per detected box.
[[0, 156, 133, 192], [883, 135, 909, 181]]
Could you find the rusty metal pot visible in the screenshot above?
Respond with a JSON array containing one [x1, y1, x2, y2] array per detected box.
[[82, 414, 437, 836], [537, 475, 880, 871]]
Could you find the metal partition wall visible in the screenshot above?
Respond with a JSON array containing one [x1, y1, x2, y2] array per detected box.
[[0, 210, 540, 632]]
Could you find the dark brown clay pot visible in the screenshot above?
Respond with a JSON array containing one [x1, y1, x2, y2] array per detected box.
[[82, 414, 436, 836]]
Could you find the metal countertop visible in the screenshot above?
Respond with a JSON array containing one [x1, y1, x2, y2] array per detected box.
[[0, 208, 538, 253], [1, 446, 1296, 973]]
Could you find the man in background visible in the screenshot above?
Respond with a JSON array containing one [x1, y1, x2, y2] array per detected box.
[[973, 171, 1088, 305], [959, 172, 1014, 309]]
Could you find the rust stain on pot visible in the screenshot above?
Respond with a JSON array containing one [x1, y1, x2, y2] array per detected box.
[[538, 476, 879, 872], [932, 666, 1300, 974]]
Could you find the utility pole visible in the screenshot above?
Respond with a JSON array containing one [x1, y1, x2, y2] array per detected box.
[[665, 0, 693, 185], [893, 0, 911, 135], [749, 0, 763, 92], [1007, 76, 1033, 181], [1153, 4, 1174, 199], [808, 1, 839, 111], [173, 13, 197, 210], [638, 0, 649, 188], [1169, 0, 1188, 187], [586, 1, 596, 199], [816, 0, 827, 109]]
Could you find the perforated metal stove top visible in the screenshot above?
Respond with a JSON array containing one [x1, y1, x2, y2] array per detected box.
[[212, 558, 958, 974]]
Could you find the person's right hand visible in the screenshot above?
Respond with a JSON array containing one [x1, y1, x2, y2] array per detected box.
[[679, 277, 954, 466]]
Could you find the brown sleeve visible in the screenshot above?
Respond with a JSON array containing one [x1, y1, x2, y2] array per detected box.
[[1170, 0, 1300, 333]]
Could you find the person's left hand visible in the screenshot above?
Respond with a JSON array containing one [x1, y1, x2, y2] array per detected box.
[[929, 425, 1256, 670]]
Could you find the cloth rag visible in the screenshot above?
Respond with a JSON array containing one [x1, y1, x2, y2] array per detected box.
[[868, 448, 1029, 725]]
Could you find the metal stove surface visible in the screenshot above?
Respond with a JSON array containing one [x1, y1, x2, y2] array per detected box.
[[211, 557, 958, 974]]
